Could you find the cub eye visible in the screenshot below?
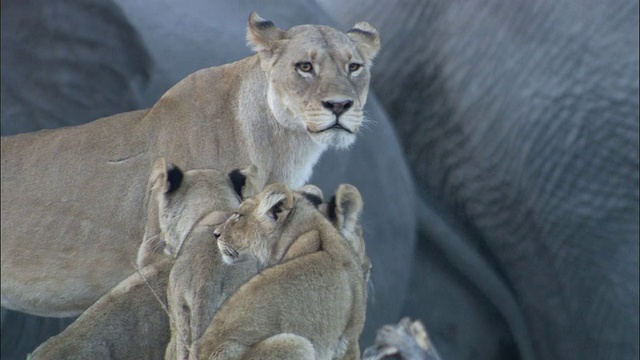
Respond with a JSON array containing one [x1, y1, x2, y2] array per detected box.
[[296, 62, 314, 73], [348, 63, 362, 72]]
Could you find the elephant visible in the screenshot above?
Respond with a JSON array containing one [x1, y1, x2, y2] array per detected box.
[[319, 1, 639, 359], [0, 0, 417, 359]]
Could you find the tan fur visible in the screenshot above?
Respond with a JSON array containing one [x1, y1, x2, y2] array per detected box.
[[137, 159, 258, 267], [240, 333, 317, 360], [321, 184, 371, 283], [29, 259, 173, 360], [29, 159, 255, 359], [0, 13, 380, 317], [192, 183, 368, 360], [162, 182, 332, 360], [165, 184, 325, 360], [163, 165, 262, 360]]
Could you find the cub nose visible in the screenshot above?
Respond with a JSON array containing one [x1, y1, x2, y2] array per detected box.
[[322, 100, 353, 117], [213, 229, 221, 239]]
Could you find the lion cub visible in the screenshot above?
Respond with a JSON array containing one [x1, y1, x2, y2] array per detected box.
[[165, 182, 326, 360], [30, 158, 255, 360], [193, 183, 368, 360]]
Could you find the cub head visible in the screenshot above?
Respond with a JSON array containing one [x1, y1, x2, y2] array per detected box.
[[138, 157, 261, 266], [247, 12, 381, 149], [214, 182, 325, 268]]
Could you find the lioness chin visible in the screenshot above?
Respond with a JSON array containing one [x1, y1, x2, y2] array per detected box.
[[0, 12, 380, 317]]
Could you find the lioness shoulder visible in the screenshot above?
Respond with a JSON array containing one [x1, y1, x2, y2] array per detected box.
[[194, 183, 368, 360]]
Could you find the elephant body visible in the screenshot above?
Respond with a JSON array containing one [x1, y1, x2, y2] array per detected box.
[[321, 1, 639, 359]]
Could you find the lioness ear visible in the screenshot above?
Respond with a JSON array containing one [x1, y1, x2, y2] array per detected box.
[[247, 12, 286, 53], [328, 184, 364, 233], [258, 183, 294, 222], [229, 164, 261, 199], [298, 184, 324, 208], [346, 22, 381, 63]]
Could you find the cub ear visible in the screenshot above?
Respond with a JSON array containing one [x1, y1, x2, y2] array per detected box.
[[329, 184, 366, 260], [257, 183, 294, 222], [346, 21, 381, 64], [229, 164, 261, 199], [297, 184, 324, 208], [247, 12, 286, 53], [328, 184, 364, 233]]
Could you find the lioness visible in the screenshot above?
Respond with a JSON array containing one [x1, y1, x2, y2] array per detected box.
[[30, 157, 256, 360], [193, 182, 367, 360], [0, 12, 380, 317]]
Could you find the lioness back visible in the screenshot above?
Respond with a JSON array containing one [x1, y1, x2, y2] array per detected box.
[[194, 183, 367, 360]]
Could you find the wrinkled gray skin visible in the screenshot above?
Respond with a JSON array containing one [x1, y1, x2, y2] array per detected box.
[[2, 1, 638, 360], [0, 1, 416, 359], [321, 1, 639, 360], [0, 0, 151, 135]]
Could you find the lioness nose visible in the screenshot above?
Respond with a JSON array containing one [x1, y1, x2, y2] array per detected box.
[[322, 100, 353, 117]]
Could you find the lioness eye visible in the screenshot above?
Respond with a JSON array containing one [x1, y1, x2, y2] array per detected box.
[[348, 63, 362, 72], [296, 62, 313, 73]]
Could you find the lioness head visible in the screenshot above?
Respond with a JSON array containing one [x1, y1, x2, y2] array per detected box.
[[214, 182, 325, 268], [139, 157, 261, 266], [247, 12, 381, 149]]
